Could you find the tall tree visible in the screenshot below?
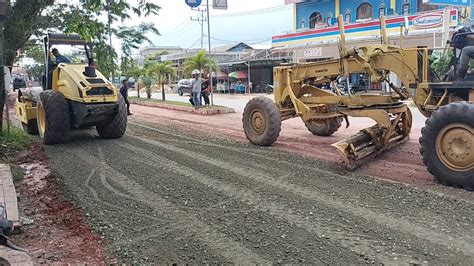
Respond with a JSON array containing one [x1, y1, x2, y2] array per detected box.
[[146, 61, 176, 101], [117, 23, 160, 75], [183, 50, 219, 78]]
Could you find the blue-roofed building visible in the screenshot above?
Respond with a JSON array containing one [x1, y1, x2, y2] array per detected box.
[[273, 0, 471, 53]]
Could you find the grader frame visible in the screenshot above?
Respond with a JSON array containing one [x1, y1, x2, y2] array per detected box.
[[273, 16, 424, 168], [243, 15, 473, 189]]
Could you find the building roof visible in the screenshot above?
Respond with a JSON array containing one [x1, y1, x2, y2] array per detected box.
[[212, 42, 253, 53]]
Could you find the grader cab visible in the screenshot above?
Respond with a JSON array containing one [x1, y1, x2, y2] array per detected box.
[[243, 16, 473, 190]]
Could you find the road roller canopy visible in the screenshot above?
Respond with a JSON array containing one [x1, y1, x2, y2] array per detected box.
[[44, 33, 89, 47]]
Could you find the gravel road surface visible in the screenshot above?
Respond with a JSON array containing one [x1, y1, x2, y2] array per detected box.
[[43, 119, 474, 264]]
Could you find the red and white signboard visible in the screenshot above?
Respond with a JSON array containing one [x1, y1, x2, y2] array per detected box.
[[412, 13, 444, 29]]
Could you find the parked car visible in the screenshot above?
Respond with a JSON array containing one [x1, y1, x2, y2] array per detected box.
[[13, 78, 26, 91], [177, 79, 192, 96]]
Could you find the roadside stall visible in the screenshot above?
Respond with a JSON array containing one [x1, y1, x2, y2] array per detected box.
[[216, 71, 229, 93], [229, 71, 248, 94]]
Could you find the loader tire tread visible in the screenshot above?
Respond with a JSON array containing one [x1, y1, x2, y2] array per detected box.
[[39, 91, 71, 144], [243, 96, 281, 146], [96, 95, 127, 139], [419, 102, 474, 191]]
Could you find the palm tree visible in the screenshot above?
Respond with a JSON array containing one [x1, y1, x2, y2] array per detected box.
[[183, 50, 219, 78], [146, 61, 176, 101], [124, 62, 143, 98]]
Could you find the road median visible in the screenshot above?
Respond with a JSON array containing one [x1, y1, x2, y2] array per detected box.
[[129, 97, 235, 115]]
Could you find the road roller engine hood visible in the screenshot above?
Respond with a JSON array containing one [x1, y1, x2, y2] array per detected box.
[[54, 63, 118, 104]]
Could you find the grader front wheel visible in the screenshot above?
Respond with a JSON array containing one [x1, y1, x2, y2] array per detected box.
[[420, 102, 474, 190], [243, 96, 281, 146], [304, 118, 343, 136]]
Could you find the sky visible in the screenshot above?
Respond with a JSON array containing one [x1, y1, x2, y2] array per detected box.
[[131, 0, 294, 51], [19, 0, 294, 66]]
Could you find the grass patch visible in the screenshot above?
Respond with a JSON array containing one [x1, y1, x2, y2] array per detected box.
[[130, 96, 227, 109], [0, 126, 29, 164], [10, 164, 25, 182]]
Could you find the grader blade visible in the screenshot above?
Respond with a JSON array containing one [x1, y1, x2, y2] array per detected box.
[[332, 107, 413, 170], [332, 128, 409, 170]]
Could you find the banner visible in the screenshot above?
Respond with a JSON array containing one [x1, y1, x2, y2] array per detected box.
[[213, 0, 228, 10], [423, 0, 471, 7]]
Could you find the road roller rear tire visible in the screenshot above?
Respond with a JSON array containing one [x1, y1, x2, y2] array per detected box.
[[243, 96, 281, 146], [96, 95, 128, 139], [36, 91, 71, 145]]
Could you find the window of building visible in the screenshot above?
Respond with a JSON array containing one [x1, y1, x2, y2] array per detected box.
[[309, 12, 323, 28], [327, 12, 333, 26], [402, 0, 410, 15], [345, 10, 351, 24], [357, 3, 373, 20], [417, 0, 438, 12], [379, 4, 386, 17], [300, 17, 306, 29]]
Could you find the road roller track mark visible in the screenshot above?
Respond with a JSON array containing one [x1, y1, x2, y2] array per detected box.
[[133, 136, 474, 257], [73, 145, 270, 264], [117, 141, 405, 262]]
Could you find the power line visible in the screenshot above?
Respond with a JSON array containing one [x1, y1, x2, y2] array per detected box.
[[157, 21, 196, 44]]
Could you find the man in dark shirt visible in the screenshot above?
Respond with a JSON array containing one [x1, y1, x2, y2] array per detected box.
[[51, 48, 71, 64], [120, 79, 132, 115], [452, 19, 474, 79]]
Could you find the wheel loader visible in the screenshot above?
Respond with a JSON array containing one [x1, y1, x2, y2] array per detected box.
[[243, 16, 473, 190], [16, 33, 127, 144]]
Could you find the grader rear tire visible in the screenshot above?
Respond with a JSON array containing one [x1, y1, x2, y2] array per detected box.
[[243, 96, 281, 146], [419, 102, 474, 190], [304, 118, 342, 136], [96, 95, 128, 139], [37, 91, 71, 144]]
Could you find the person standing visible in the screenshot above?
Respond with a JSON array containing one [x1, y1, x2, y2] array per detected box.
[[191, 74, 202, 110], [201, 76, 211, 107], [120, 79, 133, 115]]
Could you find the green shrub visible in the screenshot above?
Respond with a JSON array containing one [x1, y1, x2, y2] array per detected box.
[[0, 127, 29, 163], [1, 127, 29, 152]]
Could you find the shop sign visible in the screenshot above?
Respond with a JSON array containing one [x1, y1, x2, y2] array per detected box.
[[303, 48, 322, 58], [413, 14, 444, 29]]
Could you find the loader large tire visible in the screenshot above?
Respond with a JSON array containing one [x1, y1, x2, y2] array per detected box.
[[96, 95, 127, 139], [243, 96, 281, 146], [420, 102, 474, 190], [304, 117, 342, 136], [37, 91, 71, 144]]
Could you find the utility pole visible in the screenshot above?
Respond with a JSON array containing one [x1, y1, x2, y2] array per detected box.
[[206, 0, 214, 106], [191, 8, 207, 49]]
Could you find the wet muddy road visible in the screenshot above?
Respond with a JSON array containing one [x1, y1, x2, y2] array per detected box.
[[44, 119, 474, 264]]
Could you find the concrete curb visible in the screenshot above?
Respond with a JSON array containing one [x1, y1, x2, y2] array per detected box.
[[0, 164, 32, 265], [130, 99, 236, 115], [0, 164, 20, 229]]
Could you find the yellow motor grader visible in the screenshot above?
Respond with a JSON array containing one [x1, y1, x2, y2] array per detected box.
[[243, 16, 473, 190], [16, 33, 127, 144]]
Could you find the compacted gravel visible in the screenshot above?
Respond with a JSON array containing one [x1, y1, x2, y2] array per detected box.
[[44, 120, 474, 264]]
